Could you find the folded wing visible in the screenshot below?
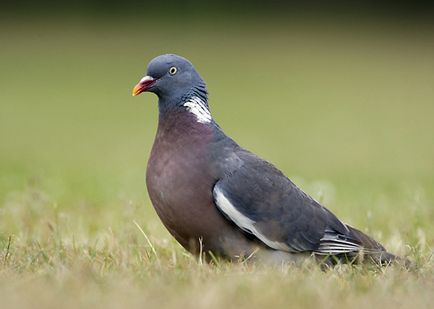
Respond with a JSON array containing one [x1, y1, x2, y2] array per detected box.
[[212, 149, 373, 256]]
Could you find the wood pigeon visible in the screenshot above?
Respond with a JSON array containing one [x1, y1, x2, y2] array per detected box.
[[132, 54, 400, 266]]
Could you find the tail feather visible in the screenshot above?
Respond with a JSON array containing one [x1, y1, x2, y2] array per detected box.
[[346, 225, 410, 266], [315, 225, 411, 267]]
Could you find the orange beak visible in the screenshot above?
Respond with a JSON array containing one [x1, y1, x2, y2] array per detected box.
[[132, 76, 156, 96]]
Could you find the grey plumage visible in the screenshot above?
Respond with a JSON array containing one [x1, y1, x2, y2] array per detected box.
[[132, 53, 403, 266]]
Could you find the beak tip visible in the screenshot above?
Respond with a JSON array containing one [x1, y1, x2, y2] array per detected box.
[[132, 85, 142, 97]]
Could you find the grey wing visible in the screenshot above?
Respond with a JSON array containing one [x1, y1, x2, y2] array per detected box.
[[212, 150, 364, 255]]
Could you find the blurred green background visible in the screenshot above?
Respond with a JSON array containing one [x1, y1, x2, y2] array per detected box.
[[1, 2, 434, 247], [0, 3, 434, 308]]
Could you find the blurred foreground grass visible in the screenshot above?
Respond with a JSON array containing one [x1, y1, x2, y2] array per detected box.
[[0, 18, 433, 308]]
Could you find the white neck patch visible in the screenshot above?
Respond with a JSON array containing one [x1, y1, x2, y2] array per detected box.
[[183, 96, 212, 124]]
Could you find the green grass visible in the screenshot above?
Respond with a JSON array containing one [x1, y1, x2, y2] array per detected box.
[[0, 18, 433, 308]]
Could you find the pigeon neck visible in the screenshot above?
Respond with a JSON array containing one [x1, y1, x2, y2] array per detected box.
[[158, 84, 213, 125]]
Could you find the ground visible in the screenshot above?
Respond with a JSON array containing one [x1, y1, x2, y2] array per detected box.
[[0, 18, 433, 309]]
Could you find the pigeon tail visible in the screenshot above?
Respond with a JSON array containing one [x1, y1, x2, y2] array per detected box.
[[346, 225, 408, 266]]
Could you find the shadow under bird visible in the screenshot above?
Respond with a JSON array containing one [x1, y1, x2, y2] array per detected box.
[[132, 54, 401, 266]]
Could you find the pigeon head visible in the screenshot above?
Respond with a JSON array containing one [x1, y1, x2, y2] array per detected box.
[[132, 54, 207, 104]]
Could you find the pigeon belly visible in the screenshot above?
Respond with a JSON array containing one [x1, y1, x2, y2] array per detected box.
[[145, 116, 255, 257]]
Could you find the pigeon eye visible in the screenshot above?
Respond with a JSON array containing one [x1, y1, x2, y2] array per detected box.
[[169, 66, 177, 75]]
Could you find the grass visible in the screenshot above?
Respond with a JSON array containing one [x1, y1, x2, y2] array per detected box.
[[0, 17, 433, 308]]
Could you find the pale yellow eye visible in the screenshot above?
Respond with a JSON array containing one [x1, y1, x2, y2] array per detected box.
[[169, 66, 177, 75]]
